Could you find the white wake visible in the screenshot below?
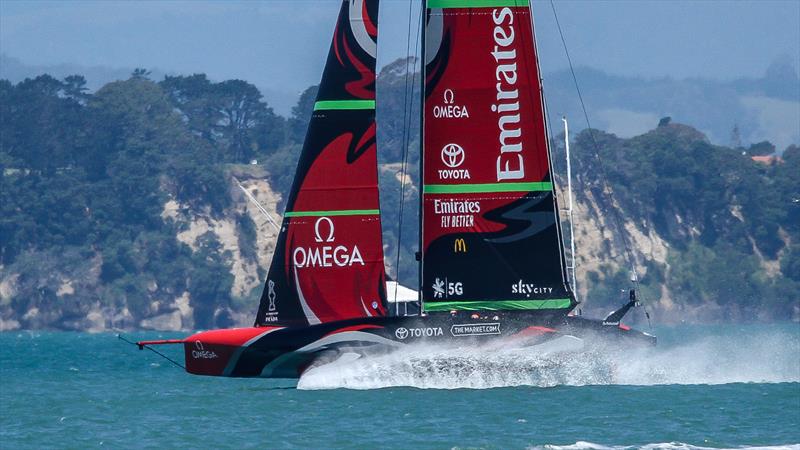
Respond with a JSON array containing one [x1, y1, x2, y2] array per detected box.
[[297, 326, 800, 390]]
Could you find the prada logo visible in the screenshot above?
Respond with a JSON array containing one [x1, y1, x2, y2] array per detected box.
[[454, 238, 467, 253]]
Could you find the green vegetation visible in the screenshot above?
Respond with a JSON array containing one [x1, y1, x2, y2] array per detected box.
[[0, 67, 797, 329], [0, 72, 296, 329], [567, 123, 799, 320]]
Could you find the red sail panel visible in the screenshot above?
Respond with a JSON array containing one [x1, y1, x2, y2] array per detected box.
[[421, 0, 575, 312], [255, 0, 387, 327]]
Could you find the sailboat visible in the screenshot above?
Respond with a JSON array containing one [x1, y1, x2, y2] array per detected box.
[[134, 0, 655, 378]]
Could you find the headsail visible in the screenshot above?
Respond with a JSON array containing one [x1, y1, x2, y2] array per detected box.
[[421, 0, 576, 313], [255, 0, 387, 327]]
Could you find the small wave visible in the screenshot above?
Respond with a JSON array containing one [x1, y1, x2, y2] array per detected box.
[[528, 442, 800, 450], [297, 328, 799, 390]]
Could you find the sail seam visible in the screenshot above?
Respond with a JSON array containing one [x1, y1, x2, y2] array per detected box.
[[313, 100, 376, 110], [428, 0, 530, 8], [424, 182, 553, 194]]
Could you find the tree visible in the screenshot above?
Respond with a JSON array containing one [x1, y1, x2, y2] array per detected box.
[[1, 75, 84, 175], [62, 75, 89, 103], [160, 75, 286, 163], [130, 68, 151, 80], [781, 245, 800, 282], [730, 124, 743, 149], [188, 232, 233, 328], [747, 140, 776, 156], [288, 85, 318, 143], [215, 79, 270, 162], [160, 74, 219, 145]]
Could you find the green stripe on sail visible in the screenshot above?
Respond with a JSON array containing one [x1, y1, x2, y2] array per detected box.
[[283, 209, 380, 218], [424, 299, 572, 311], [428, 0, 529, 8], [424, 182, 552, 194], [313, 100, 376, 111]]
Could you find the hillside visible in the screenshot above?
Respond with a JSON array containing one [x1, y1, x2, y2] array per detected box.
[[0, 67, 797, 331], [560, 122, 799, 322]]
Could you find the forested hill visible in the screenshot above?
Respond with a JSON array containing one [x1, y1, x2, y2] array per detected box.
[[562, 121, 799, 322], [1, 65, 798, 331]]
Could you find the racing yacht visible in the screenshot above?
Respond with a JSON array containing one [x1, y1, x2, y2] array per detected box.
[[135, 0, 655, 378]]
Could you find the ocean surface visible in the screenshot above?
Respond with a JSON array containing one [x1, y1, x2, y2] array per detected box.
[[1, 324, 798, 449]]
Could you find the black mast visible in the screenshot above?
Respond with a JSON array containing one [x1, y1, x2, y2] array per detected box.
[[417, 0, 427, 314]]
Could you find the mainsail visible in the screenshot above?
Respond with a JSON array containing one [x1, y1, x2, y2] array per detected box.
[[255, 0, 387, 327], [421, 0, 576, 312]]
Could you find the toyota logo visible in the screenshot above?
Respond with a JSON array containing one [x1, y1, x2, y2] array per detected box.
[[441, 143, 465, 168], [395, 327, 409, 340]]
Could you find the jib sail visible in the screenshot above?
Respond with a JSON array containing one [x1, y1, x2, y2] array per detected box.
[[421, 0, 576, 313], [255, 0, 387, 327]]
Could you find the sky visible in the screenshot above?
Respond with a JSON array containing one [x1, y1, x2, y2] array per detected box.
[[1, 0, 799, 113]]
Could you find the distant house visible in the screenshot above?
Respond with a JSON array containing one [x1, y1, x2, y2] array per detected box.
[[751, 155, 784, 165]]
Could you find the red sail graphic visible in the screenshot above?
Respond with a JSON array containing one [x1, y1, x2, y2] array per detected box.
[[255, 0, 387, 327], [421, 1, 575, 312]]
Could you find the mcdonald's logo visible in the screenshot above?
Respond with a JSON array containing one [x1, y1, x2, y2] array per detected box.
[[454, 238, 467, 253]]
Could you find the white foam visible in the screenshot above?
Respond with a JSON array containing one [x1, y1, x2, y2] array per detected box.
[[297, 328, 800, 390]]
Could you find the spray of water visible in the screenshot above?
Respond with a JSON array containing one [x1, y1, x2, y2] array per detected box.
[[297, 326, 799, 390]]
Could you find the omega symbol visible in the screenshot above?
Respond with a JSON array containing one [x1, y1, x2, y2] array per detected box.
[[443, 89, 455, 104], [314, 217, 335, 243]]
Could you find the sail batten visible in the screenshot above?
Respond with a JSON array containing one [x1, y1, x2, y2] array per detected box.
[[314, 100, 376, 110], [428, 0, 530, 7], [284, 209, 380, 218], [424, 182, 553, 194], [421, 0, 575, 313]]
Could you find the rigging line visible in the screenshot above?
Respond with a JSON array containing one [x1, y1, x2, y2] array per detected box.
[[416, 0, 426, 311], [542, 83, 571, 290], [117, 334, 185, 370], [549, 0, 652, 325], [393, 0, 422, 304], [233, 177, 281, 232], [526, 0, 572, 293]]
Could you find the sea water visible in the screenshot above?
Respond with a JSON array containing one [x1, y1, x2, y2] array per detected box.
[[1, 324, 798, 449]]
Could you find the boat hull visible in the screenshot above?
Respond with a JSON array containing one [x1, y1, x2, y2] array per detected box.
[[144, 313, 654, 378]]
